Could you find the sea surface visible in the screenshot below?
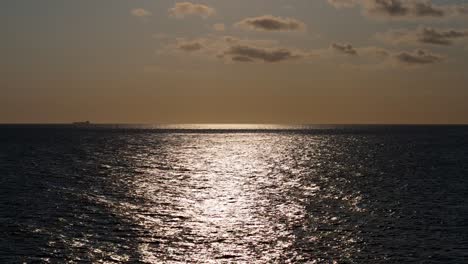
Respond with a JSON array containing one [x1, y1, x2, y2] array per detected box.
[[1, 125, 468, 263]]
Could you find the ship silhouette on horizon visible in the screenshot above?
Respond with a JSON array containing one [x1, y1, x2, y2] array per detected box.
[[72, 121, 92, 126]]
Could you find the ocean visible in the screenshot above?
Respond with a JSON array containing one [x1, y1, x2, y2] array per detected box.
[[1, 125, 467, 263]]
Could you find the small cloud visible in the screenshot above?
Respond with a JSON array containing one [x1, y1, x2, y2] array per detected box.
[[416, 27, 468, 45], [221, 45, 304, 63], [358, 47, 445, 67], [213, 23, 226, 32], [377, 27, 468, 46], [394, 49, 443, 65], [327, 0, 468, 20], [231, 56, 255, 62], [160, 36, 306, 63], [235, 15, 306, 32], [131, 8, 152, 17], [331, 43, 358, 55], [363, 0, 445, 18], [162, 37, 222, 56], [169, 2, 215, 19]]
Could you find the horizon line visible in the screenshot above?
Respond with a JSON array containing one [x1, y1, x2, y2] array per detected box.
[[1, 123, 468, 126]]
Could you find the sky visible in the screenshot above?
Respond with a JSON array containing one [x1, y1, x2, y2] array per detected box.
[[1, 0, 468, 124]]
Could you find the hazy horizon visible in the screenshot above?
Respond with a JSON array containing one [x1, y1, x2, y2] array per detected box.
[[2, 123, 468, 126]]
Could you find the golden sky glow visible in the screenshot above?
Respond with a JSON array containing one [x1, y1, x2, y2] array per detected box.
[[2, 0, 468, 124]]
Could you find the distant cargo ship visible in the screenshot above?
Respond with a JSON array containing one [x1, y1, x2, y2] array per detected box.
[[72, 121, 92, 126]]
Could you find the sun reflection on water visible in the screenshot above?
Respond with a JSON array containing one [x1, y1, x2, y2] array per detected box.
[[5, 126, 468, 263], [74, 133, 365, 263]]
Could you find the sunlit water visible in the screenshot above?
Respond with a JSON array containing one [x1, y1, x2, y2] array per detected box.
[[1, 125, 468, 263]]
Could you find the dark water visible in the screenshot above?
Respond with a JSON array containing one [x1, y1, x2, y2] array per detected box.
[[1, 125, 468, 263]]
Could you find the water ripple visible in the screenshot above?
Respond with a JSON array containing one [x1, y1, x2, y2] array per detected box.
[[1, 127, 468, 263]]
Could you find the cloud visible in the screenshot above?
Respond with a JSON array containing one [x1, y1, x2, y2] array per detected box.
[[235, 15, 306, 32], [230, 56, 255, 62], [327, 0, 468, 19], [221, 36, 279, 48], [177, 41, 204, 52], [161, 36, 305, 63], [394, 49, 443, 65], [337, 46, 445, 70], [131, 8, 152, 17], [408, 27, 468, 45], [331, 43, 358, 55], [377, 27, 468, 46], [213, 23, 226, 32], [221, 45, 304, 63], [169, 2, 215, 19], [363, 0, 444, 18], [159, 38, 212, 55], [161, 35, 447, 68], [326, 44, 445, 68], [358, 46, 444, 66]]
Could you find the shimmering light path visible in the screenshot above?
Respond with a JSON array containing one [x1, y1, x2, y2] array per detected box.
[[1, 126, 467, 263]]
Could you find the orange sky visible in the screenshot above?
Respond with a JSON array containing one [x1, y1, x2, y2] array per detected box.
[[2, 0, 468, 124]]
